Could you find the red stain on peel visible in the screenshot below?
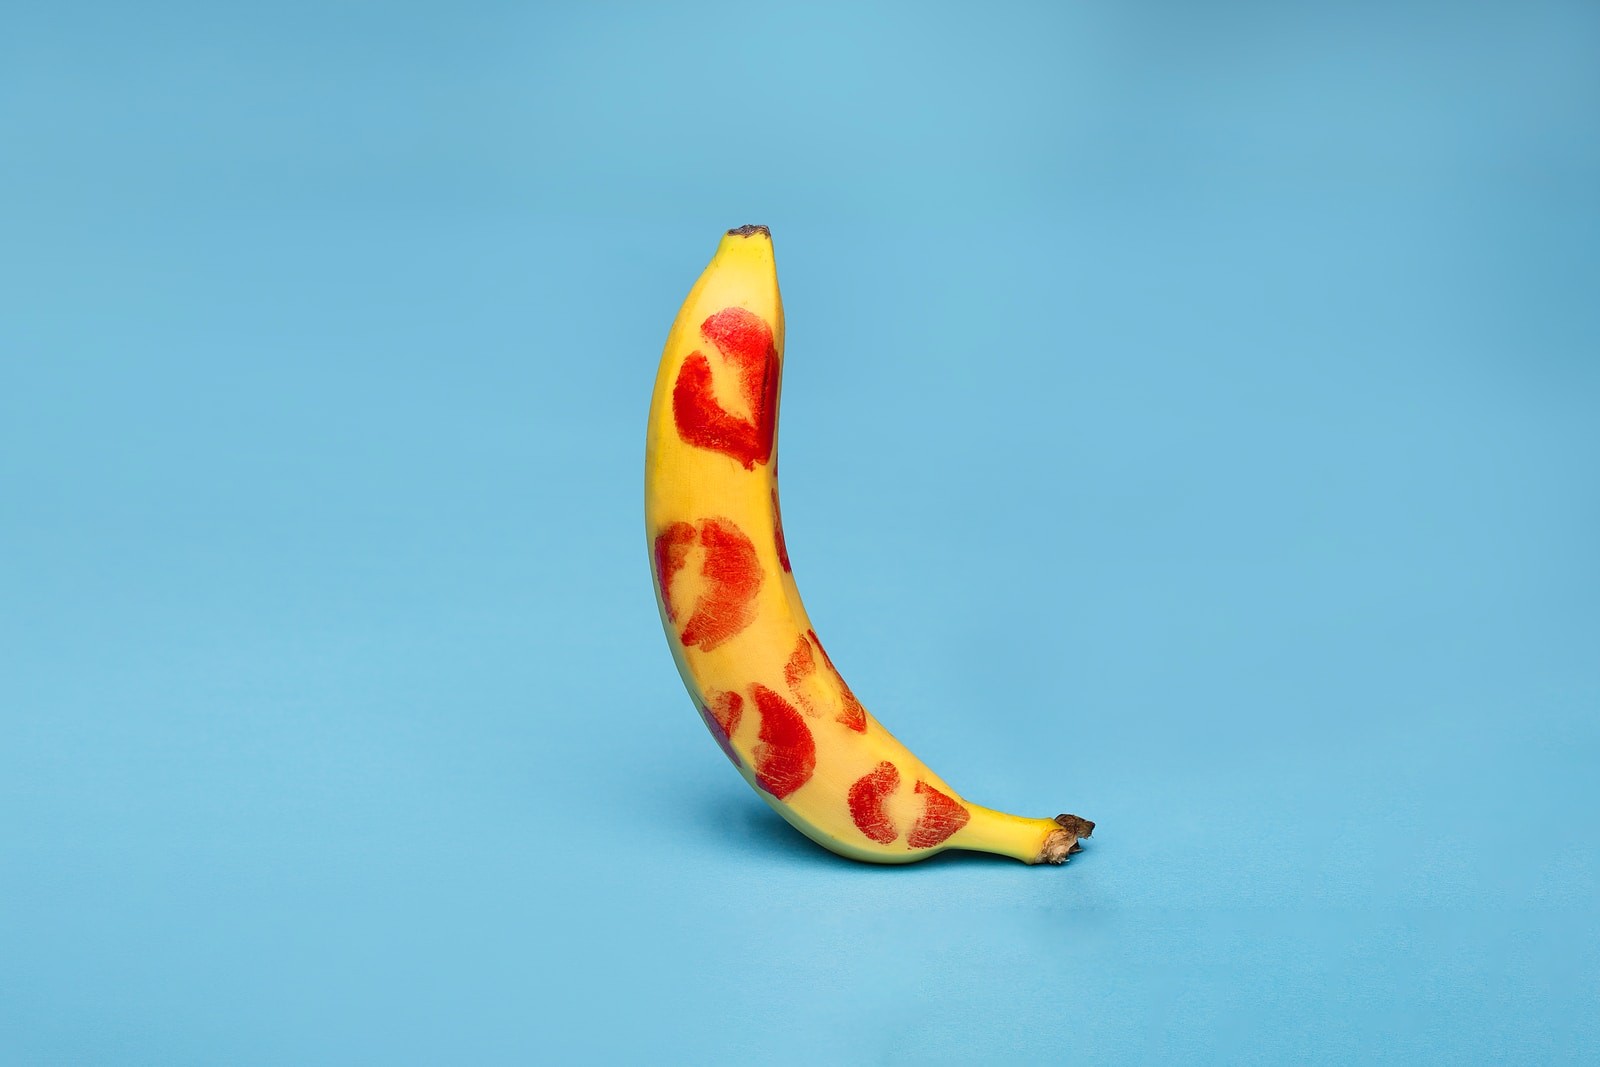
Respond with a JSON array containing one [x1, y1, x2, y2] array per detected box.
[[701, 305, 771, 360], [750, 684, 815, 799], [908, 781, 969, 849], [708, 690, 743, 736], [677, 518, 764, 652], [672, 308, 779, 469], [848, 761, 901, 844], [699, 689, 743, 768], [783, 633, 816, 712], [782, 631, 864, 731], [772, 487, 791, 572], [807, 630, 867, 733], [652, 522, 696, 622]]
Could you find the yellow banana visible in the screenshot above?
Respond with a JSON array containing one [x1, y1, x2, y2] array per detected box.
[[645, 225, 1093, 864]]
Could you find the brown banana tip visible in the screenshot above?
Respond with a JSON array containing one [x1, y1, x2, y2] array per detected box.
[[1055, 814, 1095, 838], [727, 224, 771, 237], [1036, 813, 1095, 866]]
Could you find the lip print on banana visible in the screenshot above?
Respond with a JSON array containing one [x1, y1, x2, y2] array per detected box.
[[784, 630, 867, 734], [672, 307, 779, 470], [653, 517, 764, 653]]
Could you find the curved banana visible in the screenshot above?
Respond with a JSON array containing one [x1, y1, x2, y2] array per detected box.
[[645, 225, 1093, 864]]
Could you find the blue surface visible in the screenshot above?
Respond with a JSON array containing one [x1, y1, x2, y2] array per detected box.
[[4, 2, 1598, 1062]]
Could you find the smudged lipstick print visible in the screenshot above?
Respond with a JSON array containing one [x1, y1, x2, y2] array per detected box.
[[653, 517, 764, 652], [672, 307, 779, 470]]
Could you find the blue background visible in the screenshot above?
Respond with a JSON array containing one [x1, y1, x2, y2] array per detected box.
[[4, 2, 1597, 1062]]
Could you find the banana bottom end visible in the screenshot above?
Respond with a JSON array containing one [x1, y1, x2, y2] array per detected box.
[[1034, 814, 1096, 866]]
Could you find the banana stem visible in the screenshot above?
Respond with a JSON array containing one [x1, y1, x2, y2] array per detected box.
[[956, 808, 1096, 865]]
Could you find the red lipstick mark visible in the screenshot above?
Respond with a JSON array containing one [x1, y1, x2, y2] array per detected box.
[[806, 629, 867, 733], [668, 517, 763, 652], [672, 307, 779, 469], [848, 761, 901, 844], [782, 630, 865, 732], [699, 689, 743, 768], [908, 781, 969, 849], [783, 633, 817, 713], [772, 487, 791, 573], [750, 684, 815, 799], [652, 522, 696, 623]]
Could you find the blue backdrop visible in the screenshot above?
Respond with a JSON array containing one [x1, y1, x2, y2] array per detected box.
[[4, 2, 1596, 1062]]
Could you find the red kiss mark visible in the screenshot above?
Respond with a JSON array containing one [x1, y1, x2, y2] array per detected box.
[[652, 522, 696, 623], [907, 781, 969, 849], [750, 684, 815, 799], [806, 629, 867, 733], [699, 689, 743, 768], [781, 630, 866, 732], [672, 307, 779, 469], [658, 517, 763, 652], [772, 487, 791, 573], [783, 633, 817, 714], [848, 760, 901, 844]]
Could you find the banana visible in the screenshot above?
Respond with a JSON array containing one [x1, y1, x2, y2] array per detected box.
[[645, 225, 1093, 864]]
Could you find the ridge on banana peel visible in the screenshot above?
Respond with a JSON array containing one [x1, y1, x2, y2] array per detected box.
[[644, 224, 1093, 865]]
